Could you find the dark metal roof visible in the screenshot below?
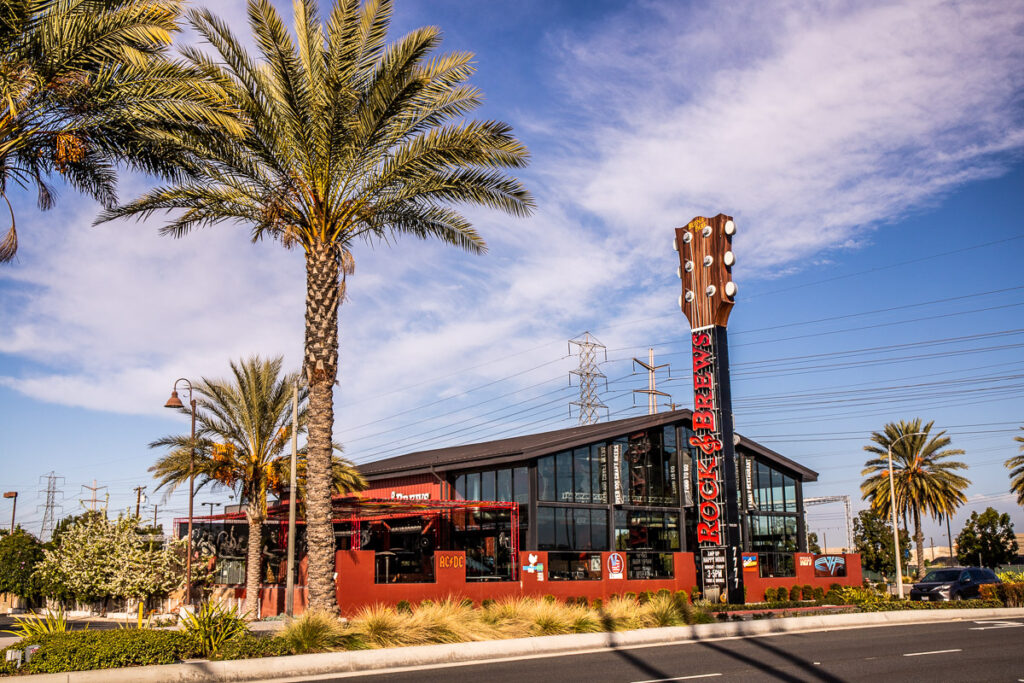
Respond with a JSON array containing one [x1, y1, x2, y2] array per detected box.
[[357, 409, 818, 483]]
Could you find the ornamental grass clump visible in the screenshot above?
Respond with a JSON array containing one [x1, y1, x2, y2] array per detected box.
[[2, 608, 70, 638], [280, 610, 344, 654]]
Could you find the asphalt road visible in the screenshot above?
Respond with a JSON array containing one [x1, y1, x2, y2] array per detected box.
[[306, 617, 1024, 683]]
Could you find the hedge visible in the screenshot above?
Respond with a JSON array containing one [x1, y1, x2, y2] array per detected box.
[[4, 630, 198, 674], [980, 582, 1024, 608]]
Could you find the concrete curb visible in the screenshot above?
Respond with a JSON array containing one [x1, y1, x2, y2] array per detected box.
[[15, 607, 1024, 683]]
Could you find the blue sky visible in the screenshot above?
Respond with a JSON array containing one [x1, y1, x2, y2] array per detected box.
[[1, 0, 1023, 550]]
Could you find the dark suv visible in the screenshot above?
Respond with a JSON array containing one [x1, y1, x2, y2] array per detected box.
[[909, 566, 1001, 601]]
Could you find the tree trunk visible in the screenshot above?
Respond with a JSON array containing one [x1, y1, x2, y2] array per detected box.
[[913, 507, 925, 580], [244, 510, 263, 619], [304, 242, 341, 612]]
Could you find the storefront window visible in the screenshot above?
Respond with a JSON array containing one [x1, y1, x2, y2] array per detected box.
[[481, 470, 495, 501], [614, 510, 680, 552], [547, 552, 602, 580], [537, 506, 609, 551], [538, 457, 554, 500], [513, 467, 528, 504], [539, 446, 608, 504], [496, 468, 512, 502], [466, 472, 481, 501]]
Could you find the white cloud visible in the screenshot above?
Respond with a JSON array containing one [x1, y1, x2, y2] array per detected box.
[[2, 0, 1023, 461]]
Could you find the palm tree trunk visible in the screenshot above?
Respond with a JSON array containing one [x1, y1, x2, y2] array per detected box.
[[304, 241, 341, 612], [244, 509, 263, 619], [913, 507, 925, 580]]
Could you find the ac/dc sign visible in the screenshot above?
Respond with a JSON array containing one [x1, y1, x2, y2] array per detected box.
[[689, 330, 724, 545]]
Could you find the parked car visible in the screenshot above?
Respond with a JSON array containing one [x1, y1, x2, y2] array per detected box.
[[909, 566, 1001, 601]]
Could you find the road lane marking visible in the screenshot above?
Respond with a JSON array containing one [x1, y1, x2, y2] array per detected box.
[[902, 649, 962, 657], [631, 675, 722, 683], [970, 620, 1024, 630]]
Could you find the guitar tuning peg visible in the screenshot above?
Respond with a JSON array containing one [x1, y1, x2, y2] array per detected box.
[[672, 237, 678, 252], [676, 266, 681, 279], [682, 231, 692, 244], [705, 285, 716, 297], [703, 255, 713, 267], [685, 290, 695, 302], [725, 281, 737, 297], [724, 251, 735, 267], [685, 260, 694, 273], [702, 226, 712, 237], [724, 220, 736, 235]]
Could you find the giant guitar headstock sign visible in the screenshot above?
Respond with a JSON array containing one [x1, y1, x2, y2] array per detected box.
[[673, 213, 736, 331], [673, 213, 743, 604]]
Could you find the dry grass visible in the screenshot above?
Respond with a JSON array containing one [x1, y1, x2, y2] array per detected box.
[[309, 594, 710, 651], [280, 609, 345, 654]]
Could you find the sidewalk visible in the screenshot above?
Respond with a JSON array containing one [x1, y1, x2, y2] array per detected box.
[[9, 607, 1024, 683]]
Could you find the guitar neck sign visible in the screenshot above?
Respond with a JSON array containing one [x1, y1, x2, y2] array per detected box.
[[691, 329, 724, 545]]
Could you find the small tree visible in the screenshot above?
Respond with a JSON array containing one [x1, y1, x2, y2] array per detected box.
[[807, 532, 822, 554], [0, 527, 44, 599], [34, 513, 183, 608], [853, 509, 910, 581], [956, 507, 1018, 569]]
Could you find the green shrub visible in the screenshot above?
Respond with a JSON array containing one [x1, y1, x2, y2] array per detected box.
[[689, 586, 700, 602], [788, 586, 801, 601], [180, 601, 248, 657], [980, 582, 1024, 607], [638, 591, 652, 605], [657, 589, 670, 598], [812, 586, 825, 601], [590, 597, 603, 611], [212, 633, 290, 660], [829, 583, 842, 592], [801, 585, 813, 600], [673, 590, 689, 610], [481, 599, 494, 609], [20, 629, 197, 674], [419, 599, 434, 607], [542, 594, 556, 604], [396, 600, 412, 614], [624, 592, 636, 601], [823, 589, 843, 605]]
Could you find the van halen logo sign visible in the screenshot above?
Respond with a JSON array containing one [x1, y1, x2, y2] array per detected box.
[[690, 330, 723, 545]]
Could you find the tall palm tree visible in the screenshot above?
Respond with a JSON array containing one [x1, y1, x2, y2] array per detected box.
[[0, 0, 240, 262], [149, 356, 366, 617], [103, 0, 533, 610], [1007, 427, 1024, 506], [861, 419, 970, 580]]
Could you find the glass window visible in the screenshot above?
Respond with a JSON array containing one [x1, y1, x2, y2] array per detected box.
[[481, 471, 495, 501], [574, 508, 591, 550], [592, 444, 608, 504], [784, 476, 796, 513], [591, 508, 608, 551], [614, 510, 680, 551], [455, 475, 466, 501], [538, 456, 554, 501], [626, 432, 650, 504], [537, 506, 555, 549], [546, 552, 603, 580], [513, 467, 529, 504], [771, 468, 784, 512], [496, 468, 512, 502], [554, 507, 570, 550], [466, 472, 481, 501], [556, 451, 573, 503], [573, 447, 591, 503]]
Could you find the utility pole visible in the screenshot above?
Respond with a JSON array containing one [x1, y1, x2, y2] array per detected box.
[[37, 471, 64, 541], [946, 514, 955, 565], [568, 332, 608, 425], [151, 504, 159, 528], [134, 486, 147, 518], [3, 492, 16, 530], [632, 348, 670, 414], [80, 480, 107, 512]]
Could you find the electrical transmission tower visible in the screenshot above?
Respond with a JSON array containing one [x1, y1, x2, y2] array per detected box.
[[632, 348, 671, 414], [80, 479, 108, 513], [804, 495, 853, 551], [568, 332, 608, 425], [37, 471, 64, 541]]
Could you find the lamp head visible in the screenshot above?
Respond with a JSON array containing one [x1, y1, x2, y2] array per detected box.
[[164, 390, 184, 409]]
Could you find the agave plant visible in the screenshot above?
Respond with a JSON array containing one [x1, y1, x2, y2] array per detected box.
[[2, 608, 71, 638], [179, 601, 248, 656]]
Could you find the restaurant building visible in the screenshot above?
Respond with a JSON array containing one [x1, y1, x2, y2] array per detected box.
[[185, 409, 860, 615]]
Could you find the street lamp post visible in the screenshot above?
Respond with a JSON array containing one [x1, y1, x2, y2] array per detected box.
[[165, 379, 197, 607], [888, 431, 925, 599], [3, 492, 17, 530]]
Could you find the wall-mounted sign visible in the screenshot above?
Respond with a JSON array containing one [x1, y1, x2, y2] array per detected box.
[[813, 555, 847, 577], [390, 491, 430, 501], [522, 553, 544, 581], [607, 552, 624, 579], [742, 553, 758, 571], [744, 456, 756, 510], [799, 556, 813, 567], [437, 555, 465, 570]]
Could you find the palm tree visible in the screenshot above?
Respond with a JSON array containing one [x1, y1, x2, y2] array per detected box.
[[149, 356, 366, 617], [1007, 427, 1024, 506], [103, 0, 533, 610], [861, 419, 970, 580], [0, 0, 240, 262]]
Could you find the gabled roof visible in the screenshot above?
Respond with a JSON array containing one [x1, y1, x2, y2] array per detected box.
[[357, 409, 818, 483]]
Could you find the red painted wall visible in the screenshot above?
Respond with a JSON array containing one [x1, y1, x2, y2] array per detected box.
[[742, 554, 862, 602], [237, 551, 861, 616], [361, 475, 443, 501]]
